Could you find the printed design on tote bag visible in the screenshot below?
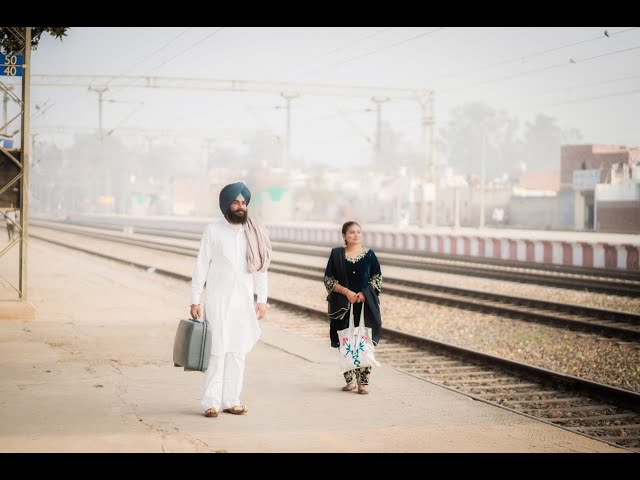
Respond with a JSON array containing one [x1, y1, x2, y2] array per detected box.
[[341, 334, 368, 367]]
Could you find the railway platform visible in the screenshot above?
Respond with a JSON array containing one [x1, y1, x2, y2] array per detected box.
[[0, 239, 629, 453]]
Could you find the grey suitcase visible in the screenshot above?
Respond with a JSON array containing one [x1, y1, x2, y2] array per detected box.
[[173, 318, 212, 372]]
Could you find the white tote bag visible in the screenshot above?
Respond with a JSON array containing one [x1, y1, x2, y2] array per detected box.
[[337, 305, 380, 372]]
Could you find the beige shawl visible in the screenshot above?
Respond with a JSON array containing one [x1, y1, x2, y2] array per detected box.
[[245, 217, 272, 273]]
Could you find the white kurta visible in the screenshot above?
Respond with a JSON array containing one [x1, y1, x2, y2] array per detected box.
[[191, 218, 267, 356]]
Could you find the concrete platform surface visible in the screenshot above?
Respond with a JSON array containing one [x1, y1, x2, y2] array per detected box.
[[0, 240, 628, 453]]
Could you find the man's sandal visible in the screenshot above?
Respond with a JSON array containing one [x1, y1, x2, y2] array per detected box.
[[204, 407, 218, 417], [223, 405, 249, 415]]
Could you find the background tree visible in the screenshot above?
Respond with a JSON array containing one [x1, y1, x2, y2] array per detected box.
[[376, 121, 422, 175], [493, 113, 524, 179], [521, 114, 564, 172], [441, 102, 518, 179], [561, 127, 584, 145], [0, 27, 69, 54]]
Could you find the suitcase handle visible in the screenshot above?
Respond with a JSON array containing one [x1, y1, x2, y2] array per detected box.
[[198, 320, 209, 371]]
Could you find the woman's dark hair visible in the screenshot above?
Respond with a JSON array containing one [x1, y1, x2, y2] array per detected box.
[[342, 221, 361, 236]]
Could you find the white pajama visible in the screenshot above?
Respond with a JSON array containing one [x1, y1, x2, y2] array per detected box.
[[201, 352, 246, 411]]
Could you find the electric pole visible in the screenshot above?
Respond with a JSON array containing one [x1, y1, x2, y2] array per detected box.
[[19, 27, 32, 299], [371, 96, 389, 166], [428, 91, 437, 226], [419, 91, 437, 227], [480, 129, 486, 228], [280, 92, 299, 169], [88, 85, 108, 141]]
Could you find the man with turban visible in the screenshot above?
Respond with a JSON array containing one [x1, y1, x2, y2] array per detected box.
[[190, 181, 272, 417]]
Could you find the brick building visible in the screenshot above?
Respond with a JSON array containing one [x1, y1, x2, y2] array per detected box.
[[559, 144, 640, 231]]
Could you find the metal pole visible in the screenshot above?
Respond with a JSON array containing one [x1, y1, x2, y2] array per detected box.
[[88, 85, 108, 141], [375, 100, 382, 155], [419, 91, 436, 227], [593, 188, 598, 231], [2, 87, 11, 134], [19, 27, 31, 300], [284, 96, 291, 169], [420, 97, 429, 228], [371, 96, 389, 166], [280, 92, 299, 169], [196, 139, 209, 216], [480, 129, 486, 228], [454, 187, 460, 228], [98, 90, 103, 140], [428, 91, 437, 226]]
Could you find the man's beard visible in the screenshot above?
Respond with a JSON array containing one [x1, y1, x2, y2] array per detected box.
[[226, 207, 248, 224]]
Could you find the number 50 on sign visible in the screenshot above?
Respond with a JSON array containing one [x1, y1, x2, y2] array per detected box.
[[0, 54, 24, 76]]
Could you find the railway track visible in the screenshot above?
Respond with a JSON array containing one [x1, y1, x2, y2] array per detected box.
[[269, 262, 640, 342], [42, 217, 640, 296], [274, 244, 640, 297], [31, 221, 640, 342]]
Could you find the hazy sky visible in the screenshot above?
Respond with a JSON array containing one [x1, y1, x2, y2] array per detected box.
[[7, 26, 640, 168]]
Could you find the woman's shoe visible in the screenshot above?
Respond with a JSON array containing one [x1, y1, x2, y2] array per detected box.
[[357, 385, 369, 395], [341, 383, 356, 391]]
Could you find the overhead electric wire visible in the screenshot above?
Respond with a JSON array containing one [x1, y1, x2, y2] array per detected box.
[[269, 27, 395, 77], [440, 42, 640, 94], [521, 72, 640, 97], [481, 72, 640, 110], [424, 27, 639, 85], [516, 86, 640, 110], [104, 27, 193, 87], [71, 28, 194, 129], [305, 27, 445, 74], [315, 27, 395, 59], [98, 27, 223, 131], [146, 27, 225, 74], [104, 101, 146, 137]]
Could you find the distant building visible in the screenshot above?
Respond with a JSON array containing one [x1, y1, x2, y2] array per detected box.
[[559, 144, 640, 231], [596, 161, 640, 233], [519, 170, 560, 192]]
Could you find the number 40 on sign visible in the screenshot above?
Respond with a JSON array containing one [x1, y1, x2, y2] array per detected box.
[[0, 54, 24, 76]]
